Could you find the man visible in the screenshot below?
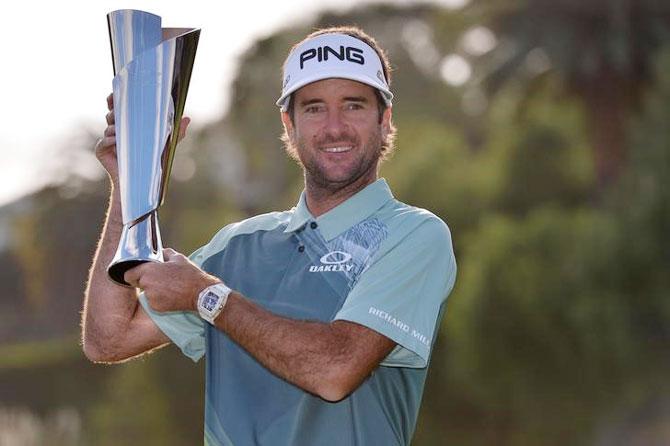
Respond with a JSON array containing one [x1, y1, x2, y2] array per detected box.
[[83, 26, 456, 446]]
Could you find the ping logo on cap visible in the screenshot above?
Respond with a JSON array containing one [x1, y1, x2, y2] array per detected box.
[[276, 33, 394, 111], [299, 45, 365, 69]]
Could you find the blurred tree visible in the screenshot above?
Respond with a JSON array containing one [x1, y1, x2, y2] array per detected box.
[[3, 184, 106, 343], [437, 44, 670, 445], [469, 0, 670, 190], [0, 249, 27, 342]]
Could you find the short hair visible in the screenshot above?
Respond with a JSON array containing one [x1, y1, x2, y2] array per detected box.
[[281, 26, 397, 162]]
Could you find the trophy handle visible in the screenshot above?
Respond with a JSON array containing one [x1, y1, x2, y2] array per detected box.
[[108, 211, 163, 286]]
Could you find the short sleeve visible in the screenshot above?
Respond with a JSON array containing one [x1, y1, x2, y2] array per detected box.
[[138, 245, 209, 362], [333, 218, 456, 368]]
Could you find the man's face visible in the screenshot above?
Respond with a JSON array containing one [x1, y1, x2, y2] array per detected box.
[[282, 78, 391, 192]]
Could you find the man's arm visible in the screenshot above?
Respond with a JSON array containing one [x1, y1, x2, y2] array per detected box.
[[81, 182, 170, 363], [81, 94, 183, 363], [216, 292, 396, 402], [125, 250, 396, 401]]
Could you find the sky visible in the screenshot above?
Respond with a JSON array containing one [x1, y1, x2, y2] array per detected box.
[[0, 0, 467, 207]]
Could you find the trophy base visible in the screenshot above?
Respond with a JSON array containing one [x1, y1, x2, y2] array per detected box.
[[108, 212, 163, 287], [108, 260, 151, 287]]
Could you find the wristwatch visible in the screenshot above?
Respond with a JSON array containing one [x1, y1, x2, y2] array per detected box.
[[197, 282, 232, 324]]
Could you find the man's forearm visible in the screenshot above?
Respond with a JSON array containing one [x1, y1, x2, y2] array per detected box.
[[82, 184, 141, 359], [213, 291, 395, 401]]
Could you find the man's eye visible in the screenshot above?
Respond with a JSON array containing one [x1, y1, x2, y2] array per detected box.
[[305, 105, 323, 113], [346, 103, 364, 110]]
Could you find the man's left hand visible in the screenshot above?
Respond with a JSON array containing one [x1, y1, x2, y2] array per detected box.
[[124, 248, 220, 313]]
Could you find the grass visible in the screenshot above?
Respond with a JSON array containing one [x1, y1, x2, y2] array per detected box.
[[0, 336, 81, 370]]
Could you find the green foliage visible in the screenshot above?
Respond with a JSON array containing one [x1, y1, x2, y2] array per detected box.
[[0, 337, 79, 370], [431, 45, 670, 445], [452, 209, 627, 401], [469, 0, 670, 189]]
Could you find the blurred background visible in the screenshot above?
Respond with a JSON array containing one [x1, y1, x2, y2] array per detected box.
[[1, 0, 669, 445]]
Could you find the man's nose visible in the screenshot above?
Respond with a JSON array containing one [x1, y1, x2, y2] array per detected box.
[[324, 108, 347, 135]]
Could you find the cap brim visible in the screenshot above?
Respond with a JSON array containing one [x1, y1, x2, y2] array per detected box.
[[276, 69, 393, 111]]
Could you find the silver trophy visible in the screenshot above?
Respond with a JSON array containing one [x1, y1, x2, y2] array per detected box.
[[106, 10, 200, 286]]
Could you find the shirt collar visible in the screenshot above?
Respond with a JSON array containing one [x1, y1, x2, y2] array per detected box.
[[284, 178, 394, 241]]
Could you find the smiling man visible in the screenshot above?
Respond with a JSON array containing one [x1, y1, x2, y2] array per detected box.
[[83, 27, 456, 446]]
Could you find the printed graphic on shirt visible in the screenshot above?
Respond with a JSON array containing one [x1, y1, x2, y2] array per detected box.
[[368, 306, 431, 347], [316, 217, 388, 288]]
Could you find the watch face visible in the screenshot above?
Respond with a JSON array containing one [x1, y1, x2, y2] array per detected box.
[[203, 291, 219, 312]]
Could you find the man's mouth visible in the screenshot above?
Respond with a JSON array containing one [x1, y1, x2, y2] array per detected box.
[[321, 145, 353, 153]]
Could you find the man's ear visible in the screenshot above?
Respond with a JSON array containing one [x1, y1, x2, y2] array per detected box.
[[281, 111, 294, 138], [381, 107, 392, 140]]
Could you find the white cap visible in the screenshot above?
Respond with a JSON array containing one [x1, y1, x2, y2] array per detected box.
[[276, 33, 393, 112]]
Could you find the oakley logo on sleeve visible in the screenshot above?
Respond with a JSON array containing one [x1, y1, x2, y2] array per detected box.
[[299, 46, 365, 69], [309, 251, 353, 272]]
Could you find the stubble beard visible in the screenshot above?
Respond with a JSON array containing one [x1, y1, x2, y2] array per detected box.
[[295, 127, 383, 197]]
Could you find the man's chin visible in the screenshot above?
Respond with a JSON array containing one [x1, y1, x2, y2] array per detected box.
[[305, 156, 378, 190], [311, 169, 373, 191]]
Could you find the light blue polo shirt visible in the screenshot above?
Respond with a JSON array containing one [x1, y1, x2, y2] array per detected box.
[[140, 178, 456, 446]]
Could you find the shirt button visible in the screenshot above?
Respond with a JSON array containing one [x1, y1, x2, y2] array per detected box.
[[310, 222, 318, 229], [298, 245, 305, 252]]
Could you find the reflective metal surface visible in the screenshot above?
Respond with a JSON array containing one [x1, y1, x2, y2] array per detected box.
[[106, 9, 200, 286]]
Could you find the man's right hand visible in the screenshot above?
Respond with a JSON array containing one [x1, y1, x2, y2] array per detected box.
[[95, 93, 121, 183], [95, 93, 192, 185]]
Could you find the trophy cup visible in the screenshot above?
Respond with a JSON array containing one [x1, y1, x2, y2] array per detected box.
[[106, 10, 200, 286]]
